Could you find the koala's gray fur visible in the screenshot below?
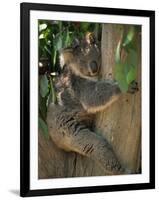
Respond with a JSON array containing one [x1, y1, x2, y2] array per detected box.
[[47, 34, 137, 175]]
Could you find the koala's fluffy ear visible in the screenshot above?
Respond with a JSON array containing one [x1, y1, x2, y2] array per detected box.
[[59, 50, 65, 69], [85, 32, 96, 45], [59, 48, 74, 69]]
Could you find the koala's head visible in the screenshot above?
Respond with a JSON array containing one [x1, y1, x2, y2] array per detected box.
[[59, 33, 101, 79]]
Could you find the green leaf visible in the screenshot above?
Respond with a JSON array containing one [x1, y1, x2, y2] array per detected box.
[[49, 76, 57, 104], [116, 74, 128, 92], [39, 117, 49, 138], [52, 49, 57, 69], [39, 23, 47, 32], [128, 49, 137, 68], [64, 30, 71, 47], [81, 22, 90, 32], [39, 94, 47, 120], [126, 66, 137, 85], [44, 45, 51, 55], [115, 39, 121, 63], [123, 26, 135, 47], [40, 75, 49, 97], [46, 91, 52, 107], [67, 32, 74, 46], [39, 33, 44, 39], [44, 28, 51, 37], [54, 37, 62, 51], [59, 21, 62, 33], [57, 37, 62, 50], [115, 63, 129, 92]]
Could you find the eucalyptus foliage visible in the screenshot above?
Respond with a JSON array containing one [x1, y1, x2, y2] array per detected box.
[[115, 26, 140, 92], [38, 20, 101, 137]]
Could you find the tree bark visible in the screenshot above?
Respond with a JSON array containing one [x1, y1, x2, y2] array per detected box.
[[95, 24, 141, 172], [38, 24, 141, 178]]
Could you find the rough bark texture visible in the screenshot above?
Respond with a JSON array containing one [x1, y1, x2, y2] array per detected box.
[[95, 24, 141, 172], [38, 24, 141, 178]]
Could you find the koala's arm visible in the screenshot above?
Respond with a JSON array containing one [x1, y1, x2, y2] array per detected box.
[[79, 80, 121, 113]]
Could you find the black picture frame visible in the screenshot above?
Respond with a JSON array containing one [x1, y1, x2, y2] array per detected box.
[[20, 2, 155, 197]]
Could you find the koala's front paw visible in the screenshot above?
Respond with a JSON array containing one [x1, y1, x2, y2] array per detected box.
[[128, 81, 139, 94]]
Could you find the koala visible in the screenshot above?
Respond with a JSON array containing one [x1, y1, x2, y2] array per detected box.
[[47, 33, 138, 175]]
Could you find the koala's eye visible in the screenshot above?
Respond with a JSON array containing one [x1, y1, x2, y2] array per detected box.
[[75, 46, 81, 51], [81, 46, 89, 55]]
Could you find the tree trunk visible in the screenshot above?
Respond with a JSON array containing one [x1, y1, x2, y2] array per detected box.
[[38, 24, 141, 178], [95, 24, 141, 172]]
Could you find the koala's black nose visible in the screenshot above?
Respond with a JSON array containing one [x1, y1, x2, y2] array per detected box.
[[89, 61, 98, 74]]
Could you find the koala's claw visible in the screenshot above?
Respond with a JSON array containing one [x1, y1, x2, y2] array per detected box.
[[128, 81, 139, 94]]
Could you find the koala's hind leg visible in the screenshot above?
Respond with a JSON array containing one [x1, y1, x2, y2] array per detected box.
[[68, 127, 125, 175], [48, 120, 124, 174], [47, 104, 128, 175]]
